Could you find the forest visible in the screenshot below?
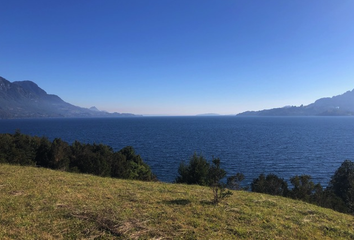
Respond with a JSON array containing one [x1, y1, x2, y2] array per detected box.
[[0, 131, 156, 181]]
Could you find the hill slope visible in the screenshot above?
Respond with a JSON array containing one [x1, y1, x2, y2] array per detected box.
[[0, 76, 136, 119], [0, 164, 353, 239], [238, 89, 354, 116]]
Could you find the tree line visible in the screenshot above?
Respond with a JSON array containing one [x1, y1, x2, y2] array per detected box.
[[0, 131, 156, 181], [1, 132, 354, 213], [175, 154, 354, 214]]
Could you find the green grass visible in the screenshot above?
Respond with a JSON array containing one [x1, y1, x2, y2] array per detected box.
[[1, 164, 353, 239]]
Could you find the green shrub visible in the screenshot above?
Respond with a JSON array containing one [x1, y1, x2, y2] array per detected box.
[[176, 154, 236, 204], [175, 153, 210, 186], [209, 158, 232, 204]]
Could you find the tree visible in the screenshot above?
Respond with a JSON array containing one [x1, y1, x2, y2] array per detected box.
[[309, 182, 325, 205], [118, 146, 156, 181], [327, 160, 354, 213], [209, 158, 232, 205], [289, 175, 316, 202], [0, 133, 12, 163], [10, 130, 37, 165], [227, 173, 246, 190], [111, 152, 129, 179], [175, 153, 210, 186], [35, 137, 52, 167], [251, 173, 288, 196], [48, 138, 71, 170], [175, 154, 235, 205], [311, 187, 348, 213]]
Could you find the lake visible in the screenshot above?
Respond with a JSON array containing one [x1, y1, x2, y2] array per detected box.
[[1, 116, 354, 186]]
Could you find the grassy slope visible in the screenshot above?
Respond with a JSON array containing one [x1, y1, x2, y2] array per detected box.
[[0, 164, 353, 240]]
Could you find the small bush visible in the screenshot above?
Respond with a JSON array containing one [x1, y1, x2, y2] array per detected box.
[[176, 154, 239, 205], [209, 158, 232, 204]]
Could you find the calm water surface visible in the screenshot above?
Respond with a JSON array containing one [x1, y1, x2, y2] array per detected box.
[[1, 116, 354, 186]]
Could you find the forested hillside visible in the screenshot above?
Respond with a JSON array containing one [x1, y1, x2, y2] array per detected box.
[[0, 131, 155, 181]]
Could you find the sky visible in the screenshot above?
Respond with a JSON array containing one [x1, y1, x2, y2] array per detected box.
[[1, 0, 354, 116]]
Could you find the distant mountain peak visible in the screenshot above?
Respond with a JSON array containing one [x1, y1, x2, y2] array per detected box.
[[89, 106, 100, 112], [13, 80, 48, 97]]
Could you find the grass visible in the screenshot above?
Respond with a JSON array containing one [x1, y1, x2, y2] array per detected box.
[[0, 164, 354, 239]]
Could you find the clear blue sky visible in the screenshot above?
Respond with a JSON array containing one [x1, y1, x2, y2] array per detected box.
[[1, 0, 354, 115]]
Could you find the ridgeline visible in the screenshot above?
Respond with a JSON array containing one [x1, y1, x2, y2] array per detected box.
[[0, 76, 138, 119]]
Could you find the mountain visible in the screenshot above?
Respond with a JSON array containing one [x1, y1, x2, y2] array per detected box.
[[237, 89, 354, 116], [0, 76, 137, 119]]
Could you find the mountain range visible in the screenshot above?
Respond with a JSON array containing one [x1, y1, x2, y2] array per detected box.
[[0, 76, 137, 119], [2, 75, 353, 118], [237, 88, 354, 116]]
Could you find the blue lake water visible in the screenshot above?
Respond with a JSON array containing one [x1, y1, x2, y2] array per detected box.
[[1, 116, 354, 186]]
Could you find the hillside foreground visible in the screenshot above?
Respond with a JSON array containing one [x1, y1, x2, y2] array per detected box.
[[0, 164, 353, 239]]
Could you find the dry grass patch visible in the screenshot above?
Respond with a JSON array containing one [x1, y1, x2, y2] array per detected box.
[[1, 164, 354, 239]]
